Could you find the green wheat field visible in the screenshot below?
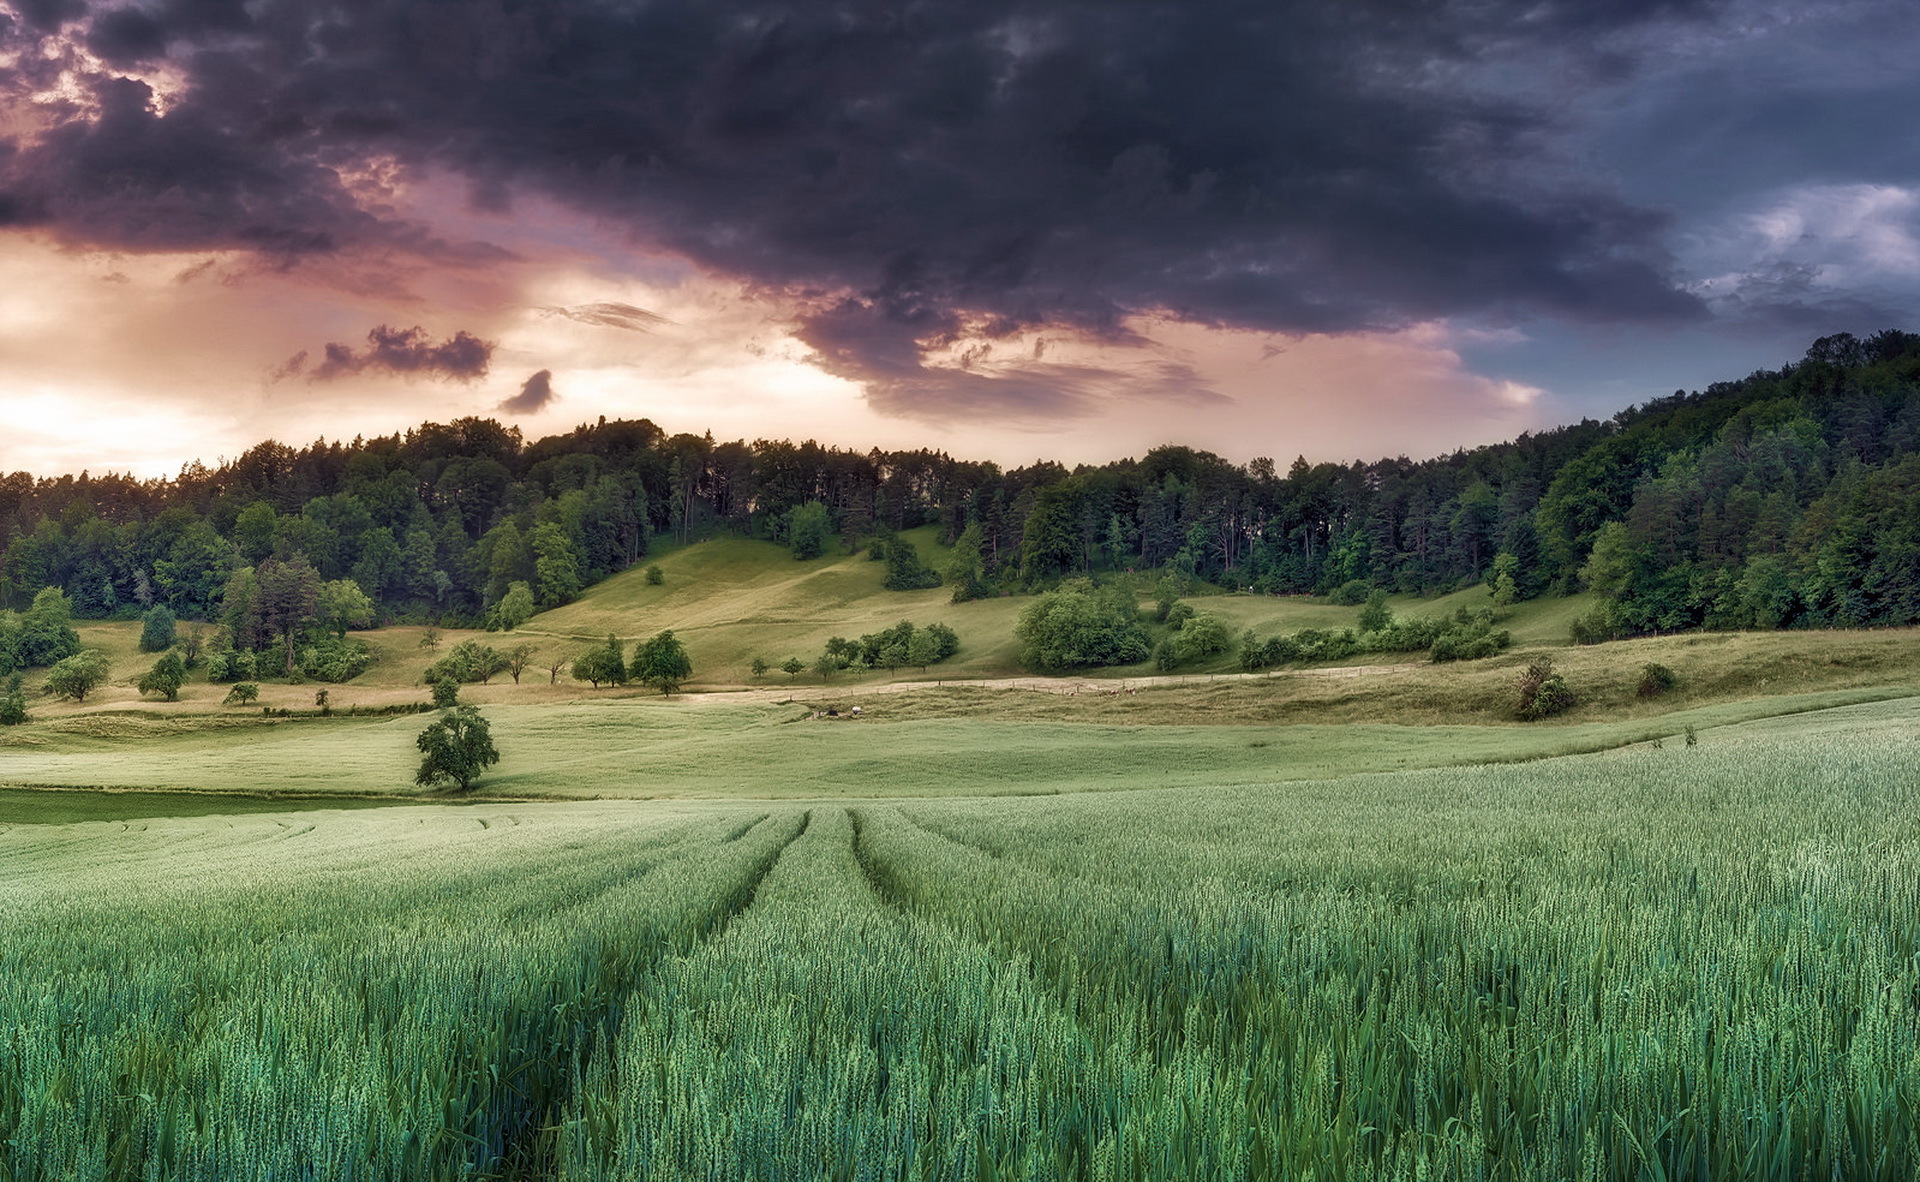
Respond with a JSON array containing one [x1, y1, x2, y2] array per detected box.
[[4, 695, 1917, 1180]]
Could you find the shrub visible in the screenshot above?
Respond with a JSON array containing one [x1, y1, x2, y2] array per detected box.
[[0, 673, 28, 725], [1516, 658, 1576, 720], [786, 501, 831, 560], [1173, 611, 1232, 662], [425, 639, 506, 685], [1152, 638, 1177, 672], [204, 647, 259, 683], [1569, 601, 1624, 645], [7, 588, 82, 670], [1014, 581, 1151, 671], [1164, 601, 1195, 630], [1357, 590, 1392, 634], [430, 678, 460, 709], [1291, 628, 1360, 663], [1238, 629, 1268, 672], [1364, 615, 1446, 654], [300, 637, 375, 683], [1328, 579, 1370, 606], [880, 538, 942, 591], [645, 565, 665, 586], [1637, 662, 1679, 698], [1428, 608, 1512, 663], [1241, 626, 1358, 669], [1429, 628, 1510, 662], [924, 622, 960, 661]]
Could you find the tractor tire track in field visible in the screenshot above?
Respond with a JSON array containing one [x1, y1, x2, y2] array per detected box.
[[847, 807, 903, 911], [480, 811, 810, 1181]]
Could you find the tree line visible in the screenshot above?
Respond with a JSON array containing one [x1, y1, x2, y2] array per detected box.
[[4, 330, 1919, 647]]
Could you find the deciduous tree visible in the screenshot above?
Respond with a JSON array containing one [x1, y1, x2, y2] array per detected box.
[[414, 704, 499, 791], [43, 649, 110, 702], [571, 635, 627, 688], [787, 500, 831, 560], [490, 580, 537, 631], [631, 630, 692, 695], [136, 651, 187, 701]]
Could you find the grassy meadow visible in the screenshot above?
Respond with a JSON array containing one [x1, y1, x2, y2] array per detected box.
[[4, 700, 1918, 1179], [505, 528, 1534, 684]]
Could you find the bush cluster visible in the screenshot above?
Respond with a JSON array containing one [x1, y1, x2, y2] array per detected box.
[[1637, 662, 1679, 698], [1014, 582, 1148, 670], [1241, 602, 1512, 671], [1516, 658, 1576, 720], [0, 589, 82, 675], [814, 620, 961, 677]]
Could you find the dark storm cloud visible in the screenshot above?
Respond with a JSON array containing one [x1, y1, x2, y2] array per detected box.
[[1703, 262, 1917, 337], [305, 325, 494, 382], [0, 0, 1737, 413], [796, 294, 1225, 419], [498, 368, 555, 413]]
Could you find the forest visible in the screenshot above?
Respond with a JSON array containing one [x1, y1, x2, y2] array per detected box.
[[3, 330, 1918, 650]]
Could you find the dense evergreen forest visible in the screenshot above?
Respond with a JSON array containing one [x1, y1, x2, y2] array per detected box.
[[3, 330, 1919, 649]]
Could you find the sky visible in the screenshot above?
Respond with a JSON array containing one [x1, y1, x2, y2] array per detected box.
[[1, 0, 1917, 478]]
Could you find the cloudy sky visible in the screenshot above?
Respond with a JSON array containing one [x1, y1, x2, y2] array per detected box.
[[1, 0, 1916, 477]]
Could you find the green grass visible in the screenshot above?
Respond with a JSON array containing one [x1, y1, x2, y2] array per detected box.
[[6, 700, 1919, 1179], [5, 684, 1912, 802]]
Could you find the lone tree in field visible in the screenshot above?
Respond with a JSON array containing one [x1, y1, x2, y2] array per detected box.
[[136, 651, 187, 701], [781, 656, 805, 682], [138, 604, 177, 653], [631, 630, 692, 695], [43, 650, 110, 702], [414, 704, 499, 792], [222, 682, 260, 706]]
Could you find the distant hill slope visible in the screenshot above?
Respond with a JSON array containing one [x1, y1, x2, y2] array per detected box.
[[523, 528, 1035, 680], [512, 526, 1591, 686]]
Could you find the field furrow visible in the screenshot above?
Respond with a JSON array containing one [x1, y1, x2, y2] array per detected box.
[[0, 803, 805, 1182]]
